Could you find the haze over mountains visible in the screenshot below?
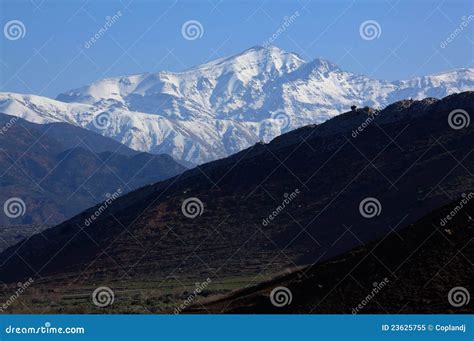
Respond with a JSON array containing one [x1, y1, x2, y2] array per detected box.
[[0, 113, 185, 228], [0, 92, 472, 316], [0, 46, 472, 165]]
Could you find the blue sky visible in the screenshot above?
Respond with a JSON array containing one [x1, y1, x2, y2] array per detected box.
[[0, 0, 472, 97]]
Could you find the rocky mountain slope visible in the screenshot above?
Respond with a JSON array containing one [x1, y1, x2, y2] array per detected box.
[[187, 195, 473, 314], [0, 92, 472, 299], [0, 46, 472, 165]]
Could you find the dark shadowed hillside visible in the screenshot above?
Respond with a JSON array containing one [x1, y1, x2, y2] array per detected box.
[[186, 196, 473, 313], [0, 113, 139, 156], [0, 113, 186, 229], [0, 92, 472, 313]]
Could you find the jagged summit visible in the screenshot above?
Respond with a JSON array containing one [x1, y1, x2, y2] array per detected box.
[[1, 46, 472, 164], [305, 57, 341, 73]]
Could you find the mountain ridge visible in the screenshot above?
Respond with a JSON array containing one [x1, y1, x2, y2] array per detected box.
[[0, 113, 186, 229], [0, 46, 473, 165], [0, 92, 472, 293]]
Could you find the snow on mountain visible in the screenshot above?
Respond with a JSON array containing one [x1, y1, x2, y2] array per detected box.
[[0, 93, 98, 125], [1, 46, 473, 165]]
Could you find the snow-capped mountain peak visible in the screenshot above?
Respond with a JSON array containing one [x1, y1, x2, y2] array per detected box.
[[1, 46, 473, 165], [187, 45, 305, 74], [306, 57, 341, 73]]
